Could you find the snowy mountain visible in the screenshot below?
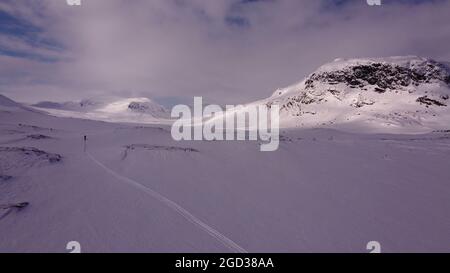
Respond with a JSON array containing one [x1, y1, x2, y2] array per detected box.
[[32, 97, 170, 123], [0, 94, 45, 114], [256, 56, 450, 132], [0, 94, 22, 108]]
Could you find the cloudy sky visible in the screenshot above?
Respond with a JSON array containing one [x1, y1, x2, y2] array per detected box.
[[0, 0, 449, 106]]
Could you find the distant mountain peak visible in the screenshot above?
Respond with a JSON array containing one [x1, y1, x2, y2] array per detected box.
[[127, 100, 167, 116]]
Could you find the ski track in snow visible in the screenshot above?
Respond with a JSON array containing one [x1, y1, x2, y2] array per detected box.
[[86, 152, 247, 253]]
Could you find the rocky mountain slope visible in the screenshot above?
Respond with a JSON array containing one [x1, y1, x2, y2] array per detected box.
[[261, 56, 450, 132]]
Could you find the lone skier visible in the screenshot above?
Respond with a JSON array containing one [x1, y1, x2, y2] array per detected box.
[[83, 135, 87, 152]]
